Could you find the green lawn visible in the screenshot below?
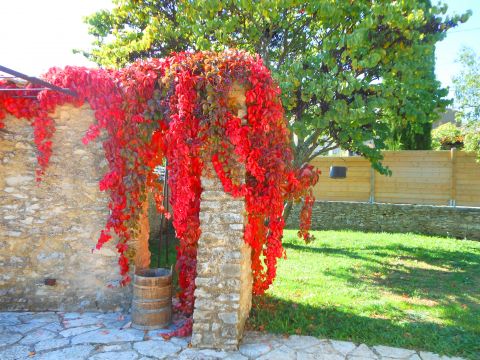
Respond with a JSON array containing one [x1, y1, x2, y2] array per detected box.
[[149, 222, 178, 286], [247, 230, 480, 359]]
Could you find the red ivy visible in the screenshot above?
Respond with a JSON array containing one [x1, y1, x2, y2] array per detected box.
[[0, 51, 319, 334]]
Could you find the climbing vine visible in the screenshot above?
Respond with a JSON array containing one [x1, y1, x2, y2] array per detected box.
[[0, 51, 319, 335]]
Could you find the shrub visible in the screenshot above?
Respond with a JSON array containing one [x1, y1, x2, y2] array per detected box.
[[432, 123, 464, 150]]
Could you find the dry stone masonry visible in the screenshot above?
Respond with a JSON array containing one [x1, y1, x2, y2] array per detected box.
[[1, 84, 254, 348], [191, 83, 253, 350], [286, 201, 480, 240], [191, 162, 252, 350], [0, 105, 131, 311]]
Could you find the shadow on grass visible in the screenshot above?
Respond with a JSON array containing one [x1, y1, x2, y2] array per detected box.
[[248, 295, 480, 359], [283, 241, 480, 306], [279, 239, 480, 358]]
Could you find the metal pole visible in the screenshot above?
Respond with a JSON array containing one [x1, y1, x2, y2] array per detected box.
[[0, 65, 77, 97], [164, 167, 169, 265], [157, 163, 169, 268]]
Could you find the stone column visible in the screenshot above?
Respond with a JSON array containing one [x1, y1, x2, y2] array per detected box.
[[191, 84, 252, 350]]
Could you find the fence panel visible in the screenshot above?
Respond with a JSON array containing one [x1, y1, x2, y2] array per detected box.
[[455, 152, 480, 207], [311, 150, 480, 207], [375, 151, 451, 205], [310, 157, 371, 202]]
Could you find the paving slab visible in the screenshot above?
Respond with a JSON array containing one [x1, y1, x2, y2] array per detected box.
[[330, 340, 358, 356], [239, 342, 273, 358], [19, 328, 57, 345], [0, 344, 31, 360], [0, 331, 23, 347], [0, 312, 467, 360], [133, 339, 182, 358], [7, 321, 45, 334], [349, 344, 380, 359], [34, 338, 70, 352], [63, 316, 100, 328], [89, 351, 139, 360], [373, 345, 416, 359], [177, 348, 229, 359], [71, 328, 145, 344], [60, 324, 102, 337], [257, 344, 297, 360], [33, 344, 94, 360], [283, 335, 322, 350]]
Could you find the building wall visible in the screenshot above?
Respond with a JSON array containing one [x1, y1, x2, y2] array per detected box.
[[0, 105, 131, 311], [286, 201, 480, 240]]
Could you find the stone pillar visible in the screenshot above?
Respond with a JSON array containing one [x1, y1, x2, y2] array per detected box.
[[191, 83, 252, 350]]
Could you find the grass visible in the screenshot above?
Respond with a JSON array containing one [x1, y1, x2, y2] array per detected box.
[[247, 230, 480, 359], [148, 222, 179, 286]]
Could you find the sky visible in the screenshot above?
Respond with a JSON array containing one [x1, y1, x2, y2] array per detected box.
[[435, 0, 480, 97], [0, 0, 479, 101]]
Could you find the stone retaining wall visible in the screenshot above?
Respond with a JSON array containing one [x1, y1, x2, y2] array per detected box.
[[286, 201, 480, 240], [0, 105, 131, 311]]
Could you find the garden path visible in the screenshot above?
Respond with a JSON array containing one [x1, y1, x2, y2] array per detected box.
[[0, 311, 462, 360]]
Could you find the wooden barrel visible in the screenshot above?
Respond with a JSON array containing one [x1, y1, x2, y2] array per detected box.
[[132, 268, 172, 330]]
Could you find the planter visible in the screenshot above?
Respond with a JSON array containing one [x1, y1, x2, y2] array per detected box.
[[132, 268, 172, 330]]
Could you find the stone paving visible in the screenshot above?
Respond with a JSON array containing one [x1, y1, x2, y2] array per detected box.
[[0, 312, 463, 360]]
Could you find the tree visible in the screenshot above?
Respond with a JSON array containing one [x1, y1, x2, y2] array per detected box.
[[82, 0, 468, 175], [384, 41, 441, 150], [453, 47, 480, 124]]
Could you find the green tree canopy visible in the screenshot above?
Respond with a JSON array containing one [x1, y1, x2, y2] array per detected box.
[[452, 47, 480, 158], [453, 47, 480, 124], [81, 0, 469, 173]]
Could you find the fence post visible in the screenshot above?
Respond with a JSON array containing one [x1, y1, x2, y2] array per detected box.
[[450, 148, 457, 207], [369, 166, 375, 203]]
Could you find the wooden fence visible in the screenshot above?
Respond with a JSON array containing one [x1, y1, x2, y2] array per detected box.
[[311, 150, 480, 207]]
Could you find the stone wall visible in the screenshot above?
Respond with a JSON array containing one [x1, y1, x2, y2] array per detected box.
[[286, 201, 480, 240], [191, 163, 252, 350], [0, 105, 131, 311]]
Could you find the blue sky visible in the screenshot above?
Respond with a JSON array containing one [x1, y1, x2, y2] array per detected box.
[[435, 0, 480, 98], [0, 0, 479, 101]]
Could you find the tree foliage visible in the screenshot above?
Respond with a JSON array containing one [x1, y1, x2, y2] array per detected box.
[[432, 122, 480, 155], [82, 0, 469, 173], [453, 47, 480, 124]]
